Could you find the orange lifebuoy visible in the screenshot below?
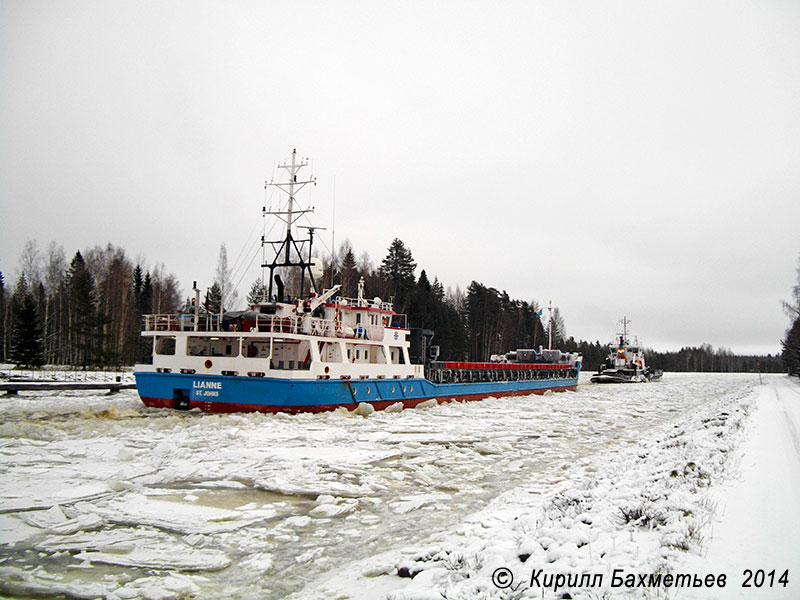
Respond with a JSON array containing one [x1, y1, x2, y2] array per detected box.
[[204, 359, 213, 369]]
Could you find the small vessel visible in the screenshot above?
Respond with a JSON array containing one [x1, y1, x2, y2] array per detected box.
[[590, 317, 662, 384], [134, 150, 582, 413]]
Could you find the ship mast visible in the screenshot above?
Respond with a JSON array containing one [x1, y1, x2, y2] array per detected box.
[[619, 316, 630, 346], [262, 149, 322, 301]]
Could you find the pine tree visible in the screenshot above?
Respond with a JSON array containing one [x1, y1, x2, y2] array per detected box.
[[133, 264, 144, 302], [204, 282, 222, 314], [783, 254, 800, 377], [136, 270, 153, 316], [782, 319, 800, 377], [548, 307, 566, 348], [246, 278, 267, 305], [340, 247, 359, 297], [465, 281, 502, 360], [67, 251, 98, 367], [378, 238, 416, 311], [9, 276, 44, 367], [432, 276, 445, 301], [408, 270, 435, 330]]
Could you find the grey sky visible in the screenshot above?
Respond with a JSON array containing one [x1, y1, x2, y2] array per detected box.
[[1, 0, 799, 355]]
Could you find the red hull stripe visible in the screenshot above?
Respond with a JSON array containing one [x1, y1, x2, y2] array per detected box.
[[140, 385, 577, 415], [442, 362, 567, 370]]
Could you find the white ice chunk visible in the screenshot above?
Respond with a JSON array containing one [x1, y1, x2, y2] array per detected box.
[[241, 552, 274, 572], [309, 500, 357, 517], [0, 514, 41, 545], [415, 399, 439, 409], [76, 547, 231, 571], [388, 493, 451, 514], [22, 504, 67, 528], [283, 515, 312, 529], [112, 573, 204, 600], [353, 403, 375, 417]]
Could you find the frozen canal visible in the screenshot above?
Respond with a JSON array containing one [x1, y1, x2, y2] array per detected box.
[[0, 373, 760, 598]]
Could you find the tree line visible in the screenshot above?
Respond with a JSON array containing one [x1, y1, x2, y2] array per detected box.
[[782, 255, 800, 377], [1, 237, 791, 373], [1, 241, 180, 368], [562, 339, 782, 374], [313, 238, 553, 363]]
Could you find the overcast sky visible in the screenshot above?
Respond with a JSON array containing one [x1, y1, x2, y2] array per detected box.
[[2, 0, 799, 355]]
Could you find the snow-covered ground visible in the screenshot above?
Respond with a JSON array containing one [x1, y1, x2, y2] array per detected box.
[[0, 373, 797, 599], [0, 366, 135, 383]]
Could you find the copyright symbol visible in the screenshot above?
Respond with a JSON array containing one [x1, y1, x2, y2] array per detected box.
[[492, 567, 513, 589]]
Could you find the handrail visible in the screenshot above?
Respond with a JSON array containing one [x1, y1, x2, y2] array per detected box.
[[143, 314, 217, 332], [335, 296, 394, 311], [143, 313, 391, 340]]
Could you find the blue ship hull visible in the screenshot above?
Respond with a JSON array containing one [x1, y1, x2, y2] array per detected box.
[[135, 369, 580, 414]]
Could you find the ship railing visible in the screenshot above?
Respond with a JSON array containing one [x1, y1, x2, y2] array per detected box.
[[251, 314, 387, 340], [143, 314, 218, 332], [426, 362, 578, 384], [254, 314, 300, 334], [144, 313, 396, 340], [252, 314, 330, 337], [336, 296, 395, 312]]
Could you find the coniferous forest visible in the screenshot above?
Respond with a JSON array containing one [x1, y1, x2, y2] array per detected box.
[[0, 239, 793, 375]]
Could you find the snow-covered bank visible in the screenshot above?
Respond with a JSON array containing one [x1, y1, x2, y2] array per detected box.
[[680, 375, 800, 599], [0, 373, 786, 599]]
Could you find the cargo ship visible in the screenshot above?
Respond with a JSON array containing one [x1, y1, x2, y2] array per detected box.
[[134, 150, 581, 413]]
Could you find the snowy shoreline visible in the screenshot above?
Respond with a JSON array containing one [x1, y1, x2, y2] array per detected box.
[[1, 373, 797, 599], [296, 376, 763, 600]]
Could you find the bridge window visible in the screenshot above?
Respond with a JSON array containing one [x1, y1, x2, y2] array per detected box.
[[271, 340, 312, 371], [389, 347, 405, 364], [318, 341, 342, 363], [187, 336, 240, 357], [370, 346, 387, 364], [155, 336, 176, 355], [245, 340, 270, 359]]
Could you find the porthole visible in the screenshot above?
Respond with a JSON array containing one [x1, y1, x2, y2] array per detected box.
[[402, 385, 407, 393], [391, 385, 396, 393], [410, 385, 414, 392], [366, 386, 371, 394]]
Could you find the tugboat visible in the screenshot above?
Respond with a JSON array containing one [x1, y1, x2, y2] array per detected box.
[[590, 317, 662, 384], [134, 150, 582, 413]]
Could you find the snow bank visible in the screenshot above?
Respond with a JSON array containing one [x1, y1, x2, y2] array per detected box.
[[680, 375, 800, 599]]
